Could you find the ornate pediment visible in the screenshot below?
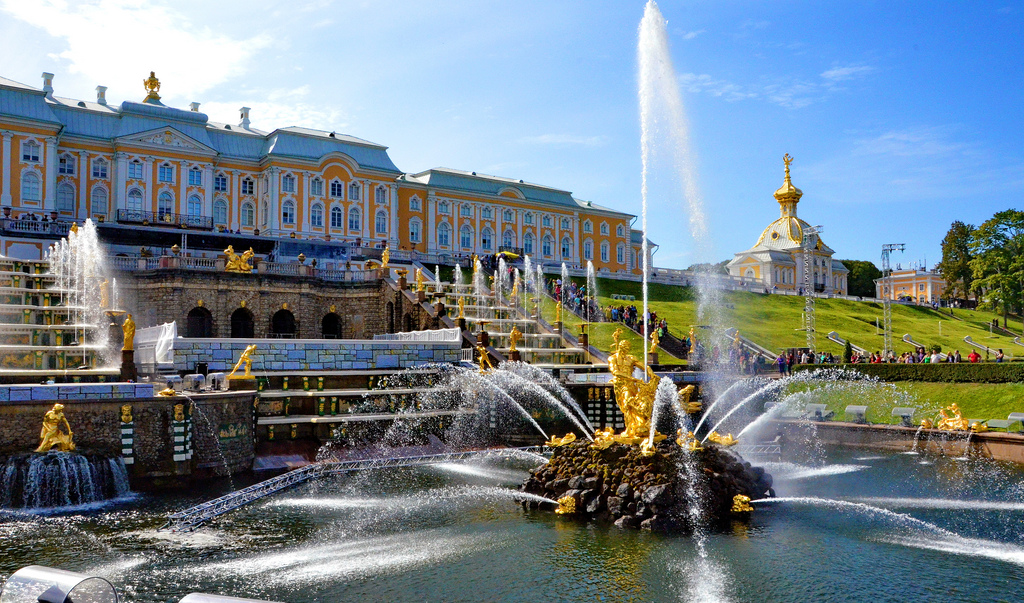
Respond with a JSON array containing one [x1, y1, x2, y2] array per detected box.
[[117, 127, 215, 155]]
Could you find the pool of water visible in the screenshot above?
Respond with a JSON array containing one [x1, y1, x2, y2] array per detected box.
[[2, 447, 1023, 602]]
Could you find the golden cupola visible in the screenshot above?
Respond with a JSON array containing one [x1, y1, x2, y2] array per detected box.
[[774, 153, 802, 218]]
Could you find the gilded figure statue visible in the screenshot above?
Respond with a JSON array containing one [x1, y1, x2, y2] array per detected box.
[[415, 268, 425, 292], [120, 404, 133, 424], [36, 403, 75, 452], [143, 71, 161, 101], [707, 431, 739, 446], [228, 344, 258, 379], [510, 278, 518, 300], [650, 329, 660, 354], [936, 403, 970, 431], [381, 246, 390, 269], [556, 301, 562, 323], [509, 325, 523, 353], [224, 245, 255, 273], [476, 343, 494, 373], [122, 313, 135, 352], [545, 432, 576, 447], [458, 296, 466, 319], [604, 338, 660, 442]]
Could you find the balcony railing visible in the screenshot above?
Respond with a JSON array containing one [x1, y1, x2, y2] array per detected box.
[[108, 254, 378, 283], [0, 218, 73, 237], [116, 209, 214, 230]]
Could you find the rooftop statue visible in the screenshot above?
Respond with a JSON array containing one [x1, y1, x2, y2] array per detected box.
[[143, 71, 161, 102], [224, 245, 255, 273], [36, 403, 75, 452]]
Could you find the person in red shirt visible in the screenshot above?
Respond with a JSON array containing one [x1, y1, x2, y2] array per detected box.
[[968, 350, 981, 363]]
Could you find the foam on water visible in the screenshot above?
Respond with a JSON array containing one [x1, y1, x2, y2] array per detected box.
[[852, 497, 1024, 512], [430, 462, 528, 482], [762, 462, 869, 481]]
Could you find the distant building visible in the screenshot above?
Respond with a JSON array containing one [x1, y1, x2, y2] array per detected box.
[[726, 156, 849, 294], [875, 268, 945, 304]]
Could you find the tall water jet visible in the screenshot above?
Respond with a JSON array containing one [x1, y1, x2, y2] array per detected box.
[[586, 260, 598, 323], [454, 264, 463, 287], [560, 263, 569, 308], [435, 264, 442, 293]]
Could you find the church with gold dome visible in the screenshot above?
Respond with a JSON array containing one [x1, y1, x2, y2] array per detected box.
[[726, 155, 849, 295]]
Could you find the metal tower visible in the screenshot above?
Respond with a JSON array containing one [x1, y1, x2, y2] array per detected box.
[[802, 225, 822, 354], [881, 243, 906, 359]]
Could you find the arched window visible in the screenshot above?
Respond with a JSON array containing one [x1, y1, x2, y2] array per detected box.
[[310, 177, 323, 197], [460, 205, 473, 218], [375, 186, 387, 204], [503, 209, 513, 222], [230, 307, 255, 338], [561, 237, 572, 258], [524, 213, 534, 225], [330, 205, 343, 229], [438, 201, 449, 214], [241, 177, 254, 195], [92, 158, 108, 179], [583, 220, 593, 234], [158, 192, 173, 218], [616, 224, 625, 237], [281, 174, 296, 193], [348, 207, 361, 231], [261, 201, 269, 227], [524, 232, 534, 255], [91, 186, 108, 216], [128, 160, 143, 180], [409, 219, 422, 243], [58, 154, 75, 175], [616, 243, 625, 264], [460, 224, 473, 249], [214, 199, 228, 225], [271, 309, 296, 338], [56, 183, 75, 213], [214, 173, 228, 192], [187, 194, 202, 217], [600, 222, 609, 235], [560, 218, 569, 230], [409, 196, 421, 211], [330, 179, 344, 198], [584, 239, 593, 260], [349, 181, 360, 200], [502, 230, 515, 249], [542, 235, 553, 257], [188, 167, 202, 186], [241, 202, 255, 227], [310, 203, 324, 228], [375, 210, 387, 235], [437, 222, 451, 247], [282, 200, 296, 225], [481, 227, 493, 251], [542, 215, 552, 227], [127, 188, 143, 212], [482, 207, 493, 219], [600, 241, 609, 263], [21, 141, 40, 162], [186, 307, 213, 338], [21, 172, 40, 202], [322, 313, 342, 338]]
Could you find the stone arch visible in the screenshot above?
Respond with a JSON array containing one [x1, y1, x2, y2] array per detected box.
[[321, 312, 342, 339], [271, 309, 297, 338], [185, 306, 213, 338], [230, 307, 255, 338], [386, 301, 395, 334], [403, 313, 414, 332]]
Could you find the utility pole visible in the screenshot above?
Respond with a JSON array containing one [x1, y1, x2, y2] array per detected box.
[[802, 225, 823, 354], [881, 243, 906, 359]]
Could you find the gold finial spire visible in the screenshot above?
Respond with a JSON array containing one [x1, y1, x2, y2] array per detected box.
[[143, 71, 161, 102], [783, 153, 794, 181], [774, 152, 803, 216]]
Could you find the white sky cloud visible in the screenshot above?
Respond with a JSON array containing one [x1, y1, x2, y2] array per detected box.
[[821, 64, 875, 82], [517, 134, 609, 147]]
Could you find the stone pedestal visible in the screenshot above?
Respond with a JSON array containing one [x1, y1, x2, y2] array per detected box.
[[398, 276, 408, 290], [417, 290, 427, 303], [378, 267, 389, 279], [457, 318, 467, 331], [228, 376, 257, 391], [434, 302, 446, 316], [477, 330, 490, 347], [555, 321, 563, 335], [120, 349, 137, 382], [509, 350, 522, 362], [648, 352, 659, 366]]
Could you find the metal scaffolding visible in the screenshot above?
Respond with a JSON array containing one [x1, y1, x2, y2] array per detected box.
[[881, 243, 906, 359], [802, 225, 822, 353]]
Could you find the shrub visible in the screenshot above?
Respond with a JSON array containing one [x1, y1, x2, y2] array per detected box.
[[793, 362, 1024, 383]]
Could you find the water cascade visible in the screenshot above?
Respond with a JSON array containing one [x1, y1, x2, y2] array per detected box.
[[1, 451, 130, 509]]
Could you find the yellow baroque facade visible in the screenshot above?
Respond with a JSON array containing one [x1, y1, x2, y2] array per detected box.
[[726, 156, 849, 295], [0, 72, 643, 273]]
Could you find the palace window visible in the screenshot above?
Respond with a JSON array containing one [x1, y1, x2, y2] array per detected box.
[[92, 158, 108, 179], [542, 235, 553, 257], [375, 186, 387, 204], [560, 218, 569, 230], [437, 222, 451, 247], [261, 201, 269, 227], [128, 160, 143, 180], [561, 237, 572, 258], [600, 242, 609, 263], [282, 174, 296, 193], [214, 174, 228, 192], [56, 183, 75, 213], [460, 225, 473, 249], [502, 230, 515, 249], [482, 207, 493, 220], [616, 224, 625, 237], [282, 200, 296, 224], [461, 205, 473, 218], [330, 180, 344, 198], [524, 213, 534, 225], [188, 167, 203, 186], [503, 209, 513, 222], [310, 177, 323, 197], [349, 182, 360, 200], [158, 192, 174, 218], [158, 163, 174, 183], [127, 188, 143, 212], [584, 240, 593, 261], [617, 243, 625, 264], [187, 194, 202, 217], [481, 227, 493, 251], [524, 232, 534, 255], [375, 210, 387, 235], [583, 220, 592, 234], [410, 196, 421, 211], [600, 222, 609, 235], [91, 186, 108, 215], [214, 199, 228, 225], [241, 202, 255, 226], [21, 173, 41, 202], [542, 216, 552, 227], [22, 141, 40, 162], [241, 178, 254, 195], [348, 207, 361, 231], [330, 206, 343, 229], [410, 219, 422, 243], [439, 201, 449, 214], [310, 203, 324, 228], [58, 154, 75, 175]]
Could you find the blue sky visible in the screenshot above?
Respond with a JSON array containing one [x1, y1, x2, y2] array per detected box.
[[1, 0, 1021, 270]]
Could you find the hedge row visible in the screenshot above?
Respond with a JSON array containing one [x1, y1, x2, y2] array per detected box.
[[792, 362, 1024, 383]]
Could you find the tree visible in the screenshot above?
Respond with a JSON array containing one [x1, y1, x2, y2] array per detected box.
[[937, 221, 976, 301], [837, 259, 882, 298], [686, 260, 730, 275], [969, 210, 1024, 329], [843, 340, 853, 363]]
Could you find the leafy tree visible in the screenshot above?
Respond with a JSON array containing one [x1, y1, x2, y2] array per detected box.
[[686, 260, 730, 275], [969, 210, 1024, 329], [937, 221, 976, 300], [837, 259, 882, 298], [843, 340, 853, 363]]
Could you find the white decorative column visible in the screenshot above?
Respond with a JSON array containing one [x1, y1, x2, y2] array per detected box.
[[516, 210, 523, 252], [572, 214, 579, 265], [204, 164, 214, 219], [1, 131, 12, 206], [114, 152, 127, 214], [474, 205, 481, 254], [230, 171, 240, 231], [426, 194, 436, 251], [143, 157, 153, 211], [78, 150, 88, 218], [389, 184, 399, 248], [267, 167, 280, 232], [178, 161, 187, 215], [302, 172, 311, 234], [44, 137, 57, 211], [362, 180, 370, 241]]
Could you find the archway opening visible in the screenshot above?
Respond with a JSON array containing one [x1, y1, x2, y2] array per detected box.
[[322, 312, 342, 339], [185, 306, 213, 338], [271, 309, 296, 338], [230, 307, 255, 338]]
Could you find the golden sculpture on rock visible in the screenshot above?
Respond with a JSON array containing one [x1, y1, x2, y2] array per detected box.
[[935, 403, 970, 431], [731, 494, 754, 513], [476, 343, 494, 373], [224, 245, 255, 273], [36, 403, 75, 452], [590, 337, 661, 450], [545, 432, 577, 447], [122, 313, 135, 352], [707, 431, 739, 447], [228, 344, 258, 379], [509, 325, 523, 353], [555, 494, 576, 515]]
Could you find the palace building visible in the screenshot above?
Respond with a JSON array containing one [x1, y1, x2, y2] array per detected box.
[[726, 156, 848, 295], [0, 72, 645, 273]]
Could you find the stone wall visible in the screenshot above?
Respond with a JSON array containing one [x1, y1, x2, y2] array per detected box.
[[170, 337, 461, 373], [0, 383, 153, 402]]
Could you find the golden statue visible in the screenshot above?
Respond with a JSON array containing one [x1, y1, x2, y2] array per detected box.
[[228, 344, 258, 379], [381, 246, 390, 269], [731, 495, 754, 513], [678, 385, 700, 413], [100, 279, 110, 309], [157, 386, 176, 397], [224, 245, 255, 273], [510, 278, 519, 300], [173, 404, 185, 421], [556, 301, 562, 323], [70, 223, 79, 235], [122, 313, 135, 352], [650, 329, 660, 354], [458, 296, 466, 319], [707, 431, 739, 447], [120, 404, 133, 424], [604, 338, 660, 443], [509, 325, 523, 353], [545, 432, 577, 447], [36, 403, 75, 452], [415, 268, 425, 292], [920, 418, 934, 429], [476, 343, 494, 373], [143, 71, 161, 102], [555, 494, 576, 515], [936, 403, 970, 431]]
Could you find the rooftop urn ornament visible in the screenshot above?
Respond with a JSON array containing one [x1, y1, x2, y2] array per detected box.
[[143, 71, 161, 102], [36, 403, 75, 452]]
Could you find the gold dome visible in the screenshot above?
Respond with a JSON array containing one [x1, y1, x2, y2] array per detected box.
[[774, 153, 802, 217], [756, 216, 811, 249]]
